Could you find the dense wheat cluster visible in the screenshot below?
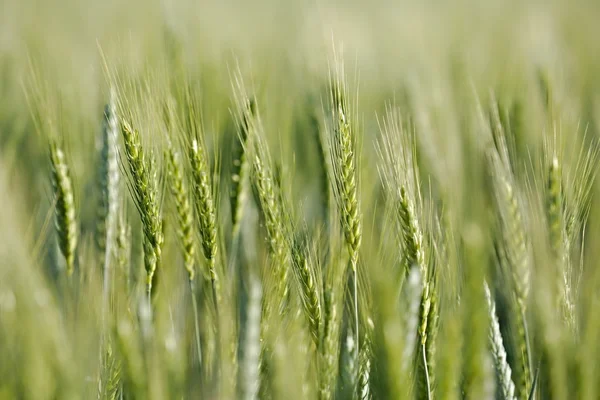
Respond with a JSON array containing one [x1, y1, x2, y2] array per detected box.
[[2, 0, 600, 399]]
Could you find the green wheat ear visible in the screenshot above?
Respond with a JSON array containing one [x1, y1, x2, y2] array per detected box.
[[290, 235, 322, 346], [332, 101, 362, 267], [328, 59, 362, 393], [189, 137, 220, 303], [121, 119, 163, 296], [545, 154, 575, 329], [166, 141, 196, 281], [49, 139, 77, 276], [252, 147, 290, 312]]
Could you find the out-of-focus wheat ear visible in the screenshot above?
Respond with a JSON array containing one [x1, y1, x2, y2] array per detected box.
[[402, 266, 422, 372], [252, 148, 290, 312], [98, 341, 122, 400], [340, 322, 359, 397], [291, 236, 322, 346], [166, 139, 204, 366], [484, 281, 517, 400], [49, 139, 78, 276], [546, 155, 565, 260], [435, 312, 462, 400], [504, 176, 531, 400], [319, 281, 343, 400], [239, 273, 262, 400], [114, 317, 147, 399], [311, 108, 330, 226], [115, 210, 132, 293], [514, 302, 531, 400], [398, 186, 426, 274], [121, 120, 163, 297], [416, 277, 433, 399], [166, 141, 196, 281], [189, 138, 220, 305], [358, 318, 374, 400], [545, 155, 575, 329], [489, 152, 531, 399], [97, 91, 120, 309]]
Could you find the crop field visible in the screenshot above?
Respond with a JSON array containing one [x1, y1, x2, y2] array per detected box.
[[1, 0, 600, 399]]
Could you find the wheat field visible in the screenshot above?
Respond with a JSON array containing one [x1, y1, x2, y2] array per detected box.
[[1, 0, 600, 399]]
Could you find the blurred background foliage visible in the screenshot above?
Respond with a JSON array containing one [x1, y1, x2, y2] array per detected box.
[[2, 0, 600, 399]]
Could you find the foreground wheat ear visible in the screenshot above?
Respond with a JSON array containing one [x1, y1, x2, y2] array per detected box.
[[328, 62, 362, 395], [49, 139, 77, 276], [189, 137, 220, 301], [290, 235, 321, 345], [121, 119, 163, 297]]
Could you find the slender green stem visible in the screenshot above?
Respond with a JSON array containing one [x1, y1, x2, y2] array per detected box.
[[422, 343, 432, 400]]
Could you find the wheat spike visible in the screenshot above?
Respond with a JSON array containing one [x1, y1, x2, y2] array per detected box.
[[121, 120, 163, 296], [49, 140, 77, 276]]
